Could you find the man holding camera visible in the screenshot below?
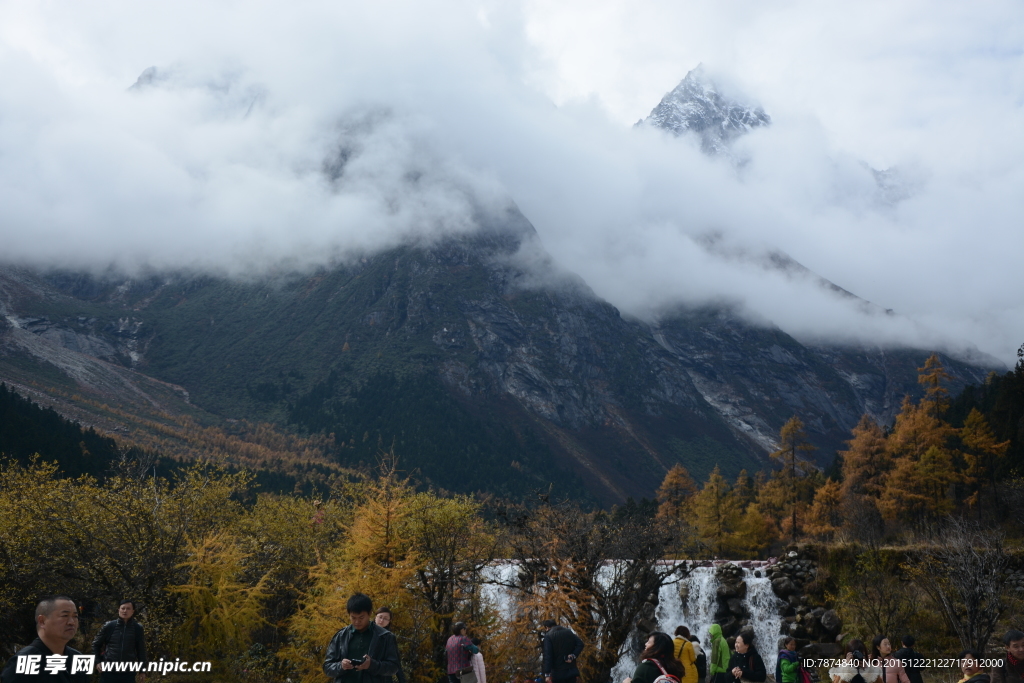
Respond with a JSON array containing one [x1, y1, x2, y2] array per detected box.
[[324, 594, 401, 683]]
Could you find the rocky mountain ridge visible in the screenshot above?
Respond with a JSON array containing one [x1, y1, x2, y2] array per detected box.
[[0, 208, 992, 504]]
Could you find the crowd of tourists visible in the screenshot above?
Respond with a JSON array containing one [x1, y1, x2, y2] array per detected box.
[[2, 593, 1022, 683], [619, 625, 1024, 683]]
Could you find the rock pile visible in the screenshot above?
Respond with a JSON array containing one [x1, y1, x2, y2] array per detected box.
[[714, 563, 750, 637], [766, 552, 843, 646]]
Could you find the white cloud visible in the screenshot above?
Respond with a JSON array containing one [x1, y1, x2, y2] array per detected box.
[[0, 0, 1022, 364]]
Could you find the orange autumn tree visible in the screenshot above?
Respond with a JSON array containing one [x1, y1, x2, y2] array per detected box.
[[879, 356, 961, 530], [840, 415, 890, 500], [959, 408, 1010, 514], [692, 466, 743, 557], [656, 464, 699, 522], [769, 416, 817, 543], [805, 479, 844, 541]]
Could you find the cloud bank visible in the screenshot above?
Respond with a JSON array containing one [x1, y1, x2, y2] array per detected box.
[[0, 0, 1022, 364]]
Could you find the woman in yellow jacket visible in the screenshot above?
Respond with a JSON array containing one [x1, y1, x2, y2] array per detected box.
[[673, 626, 699, 683]]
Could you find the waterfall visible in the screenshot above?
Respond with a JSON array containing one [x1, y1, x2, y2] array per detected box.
[[479, 561, 786, 683], [480, 562, 520, 621], [611, 565, 721, 682], [677, 565, 720, 650], [742, 568, 786, 675]]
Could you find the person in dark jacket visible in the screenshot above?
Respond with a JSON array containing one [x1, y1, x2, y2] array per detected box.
[[541, 621, 584, 683], [374, 607, 407, 683], [1, 596, 90, 683], [892, 636, 923, 683], [624, 632, 685, 683], [990, 630, 1024, 683], [689, 635, 707, 683], [324, 594, 401, 683], [729, 631, 766, 683], [92, 600, 147, 683]]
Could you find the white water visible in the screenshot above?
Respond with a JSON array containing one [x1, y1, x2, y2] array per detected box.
[[742, 568, 786, 675], [676, 565, 720, 651], [481, 561, 785, 683], [480, 562, 520, 621], [615, 564, 721, 682]]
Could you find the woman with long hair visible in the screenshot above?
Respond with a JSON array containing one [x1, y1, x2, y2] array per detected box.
[[623, 632, 686, 683], [829, 640, 882, 683], [871, 636, 909, 683]]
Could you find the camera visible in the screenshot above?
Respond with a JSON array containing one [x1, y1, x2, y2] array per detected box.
[[351, 657, 367, 666]]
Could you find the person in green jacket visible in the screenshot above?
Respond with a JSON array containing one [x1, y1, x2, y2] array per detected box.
[[776, 637, 800, 683], [709, 625, 731, 683]]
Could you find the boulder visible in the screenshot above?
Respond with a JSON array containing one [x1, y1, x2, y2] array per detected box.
[[717, 583, 738, 599], [638, 617, 658, 634], [821, 609, 842, 635], [772, 577, 797, 596], [727, 598, 746, 617]]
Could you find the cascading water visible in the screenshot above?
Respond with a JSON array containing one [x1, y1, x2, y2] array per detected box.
[[742, 567, 786, 675], [612, 565, 721, 682], [677, 565, 720, 650], [480, 562, 520, 621], [478, 561, 786, 683]]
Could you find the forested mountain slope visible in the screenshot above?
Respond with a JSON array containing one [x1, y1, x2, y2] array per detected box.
[[0, 212, 992, 503]]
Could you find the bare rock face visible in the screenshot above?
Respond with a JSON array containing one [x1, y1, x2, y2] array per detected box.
[[0, 207, 995, 503]]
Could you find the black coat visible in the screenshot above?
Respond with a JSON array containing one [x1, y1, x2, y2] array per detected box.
[[892, 648, 923, 683], [324, 623, 401, 683], [543, 627, 584, 682], [729, 648, 767, 683], [1, 638, 90, 683], [92, 618, 147, 663]]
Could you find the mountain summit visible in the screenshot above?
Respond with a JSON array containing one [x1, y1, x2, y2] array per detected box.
[[640, 65, 770, 154]]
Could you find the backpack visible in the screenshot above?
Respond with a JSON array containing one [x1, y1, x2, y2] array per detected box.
[[643, 658, 681, 683], [695, 651, 707, 682]]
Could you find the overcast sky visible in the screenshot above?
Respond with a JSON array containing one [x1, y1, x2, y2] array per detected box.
[[1, 0, 1022, 364]]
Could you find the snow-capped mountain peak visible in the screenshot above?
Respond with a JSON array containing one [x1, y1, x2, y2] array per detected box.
[[640, 65, 770, 155]]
